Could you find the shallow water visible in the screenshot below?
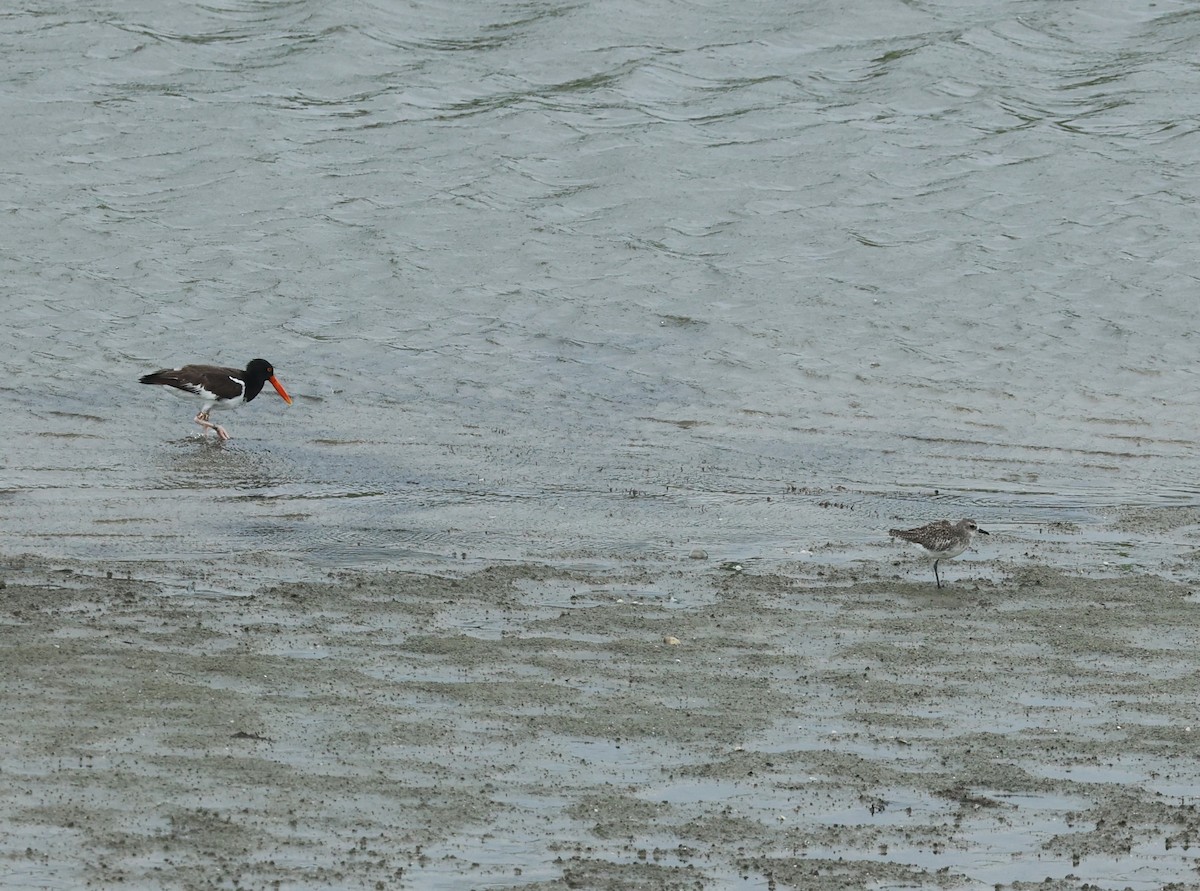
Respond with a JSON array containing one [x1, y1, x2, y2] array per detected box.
[[4, 0, 1200, 581]]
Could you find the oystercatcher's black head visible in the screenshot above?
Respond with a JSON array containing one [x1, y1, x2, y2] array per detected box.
[[245, 358, 293, 404]]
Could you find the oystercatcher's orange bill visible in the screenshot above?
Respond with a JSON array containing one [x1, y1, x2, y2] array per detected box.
[[268, 374, 293, 404]]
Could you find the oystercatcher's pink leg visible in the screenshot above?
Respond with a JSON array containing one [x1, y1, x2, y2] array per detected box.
[[194, 411, 230, 441]]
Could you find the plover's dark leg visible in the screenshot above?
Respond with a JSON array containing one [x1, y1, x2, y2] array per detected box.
[[933, 559, 942, 589]]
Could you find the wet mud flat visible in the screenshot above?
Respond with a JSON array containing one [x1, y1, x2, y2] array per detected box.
[[2, 553, 1200, 890]]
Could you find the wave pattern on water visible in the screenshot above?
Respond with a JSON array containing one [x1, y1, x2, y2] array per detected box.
[[3, 0, 1200, 571]]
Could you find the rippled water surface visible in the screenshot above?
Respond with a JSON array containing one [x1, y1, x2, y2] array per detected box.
[[4, 0, 1200, 580]]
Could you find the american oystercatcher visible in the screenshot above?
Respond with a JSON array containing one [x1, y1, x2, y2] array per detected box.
[[139, 358, 293, 441]]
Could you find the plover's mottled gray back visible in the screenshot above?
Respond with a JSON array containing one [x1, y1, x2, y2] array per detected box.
[[888, 519, 989, 588]]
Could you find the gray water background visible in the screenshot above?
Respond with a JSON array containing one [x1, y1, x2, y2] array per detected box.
[[4, 0, 1200, 583]]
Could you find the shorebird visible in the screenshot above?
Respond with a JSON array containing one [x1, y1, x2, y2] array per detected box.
[[140, 358, 292, 441], [888, 519, 989, 588]]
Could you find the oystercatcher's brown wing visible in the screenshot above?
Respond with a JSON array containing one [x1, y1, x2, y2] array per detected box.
[[139, 365, 245, 399]]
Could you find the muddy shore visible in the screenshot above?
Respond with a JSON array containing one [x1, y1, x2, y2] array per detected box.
[[2, 550, 1199, 890]]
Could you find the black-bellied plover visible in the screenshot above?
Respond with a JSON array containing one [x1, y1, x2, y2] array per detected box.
[[888, 519, 989, 589]]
